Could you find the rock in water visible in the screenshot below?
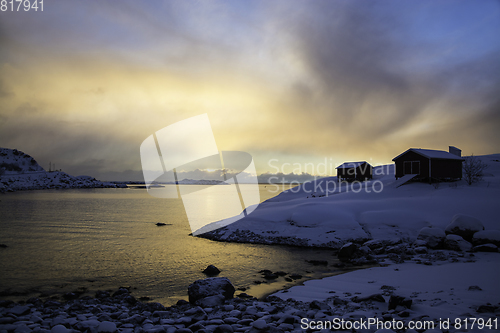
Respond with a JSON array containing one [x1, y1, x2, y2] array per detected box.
[[445, 214, 484, 241], [417, 227, 445, 248], [188, 277, 235, 304], [202, 265, 221, 276], [262, 271, 278, 280], [306, 260, 328, 266]]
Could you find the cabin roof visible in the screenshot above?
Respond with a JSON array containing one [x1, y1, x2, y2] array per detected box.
[[336, 161, 371, 169], [392, 148, 464, 161]]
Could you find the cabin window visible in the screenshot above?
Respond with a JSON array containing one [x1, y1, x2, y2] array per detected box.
[[403, 161, 420, 175]]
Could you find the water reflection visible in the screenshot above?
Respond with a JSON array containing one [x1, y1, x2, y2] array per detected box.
[[0, 185, 346, 306]]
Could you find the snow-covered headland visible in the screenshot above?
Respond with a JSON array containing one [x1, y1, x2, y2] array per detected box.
[[197, 154, 500, 251], [0, 148, 123, 193]]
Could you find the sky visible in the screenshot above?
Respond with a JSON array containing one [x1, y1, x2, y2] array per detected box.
[[1, 0, 499, 181]]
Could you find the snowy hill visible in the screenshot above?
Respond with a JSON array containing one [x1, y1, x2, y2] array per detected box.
[[0, 148, 120, 192], [0, 148, 45, 174], [197, 154, 500, 249]]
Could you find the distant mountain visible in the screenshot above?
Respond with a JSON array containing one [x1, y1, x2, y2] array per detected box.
[[0, 148, 123, 192], [176, 179, 228, 185]]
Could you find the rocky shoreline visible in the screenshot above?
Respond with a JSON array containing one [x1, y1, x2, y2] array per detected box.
[[0, 285, 334, 333], [1, 236, 498, 333]]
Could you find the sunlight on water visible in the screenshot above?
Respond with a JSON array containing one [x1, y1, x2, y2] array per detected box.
[[0, 184, 343, 306]]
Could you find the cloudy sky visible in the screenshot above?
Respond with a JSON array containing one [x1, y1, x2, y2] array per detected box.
[[1, 0, 499, 180]]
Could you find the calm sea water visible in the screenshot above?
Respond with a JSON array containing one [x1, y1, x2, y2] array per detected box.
[[0, 185, 342, 306]]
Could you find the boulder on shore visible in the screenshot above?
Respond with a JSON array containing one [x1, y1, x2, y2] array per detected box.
[[188, 277, 235, 305], [338, 242, 358, 262], [417, 227, 445, 249], [444, 234, 472, 252], [473, 243, 498, 253], [445, 214, 484, 241], [472, 230, 500, 247]]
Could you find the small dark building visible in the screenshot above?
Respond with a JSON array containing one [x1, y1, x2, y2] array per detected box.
[[392, 146, 464, 182], [336, 161, 373, 181]]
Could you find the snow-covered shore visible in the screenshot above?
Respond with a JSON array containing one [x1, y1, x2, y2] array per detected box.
[[0, 148, 122, 193], [273, 252, 500, 332], [197, 154, 500, 250], [191, 154, 500, 331]]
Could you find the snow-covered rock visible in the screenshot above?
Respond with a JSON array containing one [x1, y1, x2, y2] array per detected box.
[[445, 214, 484, 241], [417, 227, 445, 248], [473, 243, 498, 252], [472, 230, 500, 247], [444, 234, 472, 252], [187, 277, 235, 305]]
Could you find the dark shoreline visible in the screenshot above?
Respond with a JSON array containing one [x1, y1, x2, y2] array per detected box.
[[1, 243, 492, 333]]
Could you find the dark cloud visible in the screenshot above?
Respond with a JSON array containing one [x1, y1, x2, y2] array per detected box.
[[0, 115, 143, 178], [279, 1, 500, 153], [1, 0, 499, 180], [290, 2, 421, 126]]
